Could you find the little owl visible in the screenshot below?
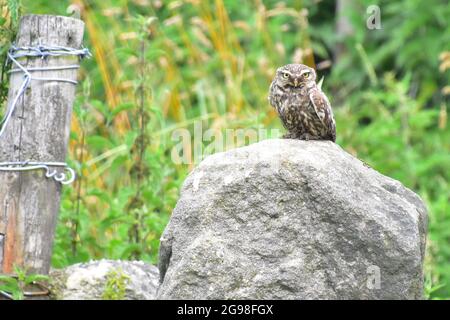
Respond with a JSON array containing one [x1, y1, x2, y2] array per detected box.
[[268, 64, 336, 142]]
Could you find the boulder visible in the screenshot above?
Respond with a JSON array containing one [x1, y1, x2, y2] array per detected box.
[[50, 259, 159, 300], [157, 139, 427, 299]]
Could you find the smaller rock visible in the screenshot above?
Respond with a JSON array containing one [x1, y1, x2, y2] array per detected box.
[[50, 259, 159, 300]]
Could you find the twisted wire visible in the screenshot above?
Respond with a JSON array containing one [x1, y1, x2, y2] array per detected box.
[[0, 43, 91, 185]]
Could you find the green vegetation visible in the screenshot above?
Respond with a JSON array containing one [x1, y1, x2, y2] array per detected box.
[[102, 268, 130, 300], [1, 0, 449, 299], [0, 266, 49, 300], [0, 0, 20, 104]]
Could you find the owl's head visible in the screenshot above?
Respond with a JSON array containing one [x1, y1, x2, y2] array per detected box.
[[275, 64, 316, 88]]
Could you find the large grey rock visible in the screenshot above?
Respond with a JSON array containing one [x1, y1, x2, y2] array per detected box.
[[157, 139, 427, 300], [50, 259, 159, 300]]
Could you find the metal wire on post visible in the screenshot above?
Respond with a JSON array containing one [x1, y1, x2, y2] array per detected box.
[[0, 43, 91, 185]]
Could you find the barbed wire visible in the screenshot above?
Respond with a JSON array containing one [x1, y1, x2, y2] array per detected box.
[[0, 43, 91, 185]]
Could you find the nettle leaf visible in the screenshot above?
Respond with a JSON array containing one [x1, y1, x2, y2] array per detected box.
[[25, 274, 49, 285], [111, 102, 135, 118], [86, 136, 114, 150], [123, 244, 143, 259], [409, 109, 439, 129]]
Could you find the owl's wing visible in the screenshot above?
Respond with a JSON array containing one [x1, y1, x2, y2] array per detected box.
[[309, 88, 336, 142], [268, 80, 278, 109]]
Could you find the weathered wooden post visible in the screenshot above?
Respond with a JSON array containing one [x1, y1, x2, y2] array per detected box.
[[0, 15, 86, 281]]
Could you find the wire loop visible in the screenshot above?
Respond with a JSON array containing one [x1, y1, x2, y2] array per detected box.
[[0, 43, 91, 185]]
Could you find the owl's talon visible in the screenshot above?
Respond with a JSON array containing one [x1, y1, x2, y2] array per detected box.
[[299, 133, 312, 140]]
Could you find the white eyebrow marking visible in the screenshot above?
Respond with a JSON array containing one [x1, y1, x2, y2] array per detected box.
[[299, 69, 311, 76], [279, 69, 293, 76]]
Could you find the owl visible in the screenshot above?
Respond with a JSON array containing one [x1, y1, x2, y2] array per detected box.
[[268, 64, 336, 142]]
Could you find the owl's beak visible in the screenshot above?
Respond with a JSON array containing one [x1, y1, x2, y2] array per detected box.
[[294, 79, 299, 87]]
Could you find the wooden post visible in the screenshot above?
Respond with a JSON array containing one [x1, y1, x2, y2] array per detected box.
[[0, 15, 85, 276]]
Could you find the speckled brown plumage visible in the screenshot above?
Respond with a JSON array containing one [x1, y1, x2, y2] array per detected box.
[[268, 64, 336, 142]]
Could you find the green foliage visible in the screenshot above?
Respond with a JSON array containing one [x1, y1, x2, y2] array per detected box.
[[424, 274, 447, 300], [0, 0, 21, 108], [101, 268, 130, 300], [8, 0, 450, 299], [0, 266, 49, 300]]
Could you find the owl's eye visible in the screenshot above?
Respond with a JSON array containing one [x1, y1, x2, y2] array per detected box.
[[282, 72, 290, 79], [303, 72, 310, 78]]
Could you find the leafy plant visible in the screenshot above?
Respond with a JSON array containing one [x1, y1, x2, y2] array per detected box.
[[101, 268, 130, 300], [0, 0, 21, 109], [0, 266, 49, 300]]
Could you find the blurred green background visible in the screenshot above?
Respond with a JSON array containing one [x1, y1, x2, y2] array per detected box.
[[1, 0, 449, 299]]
